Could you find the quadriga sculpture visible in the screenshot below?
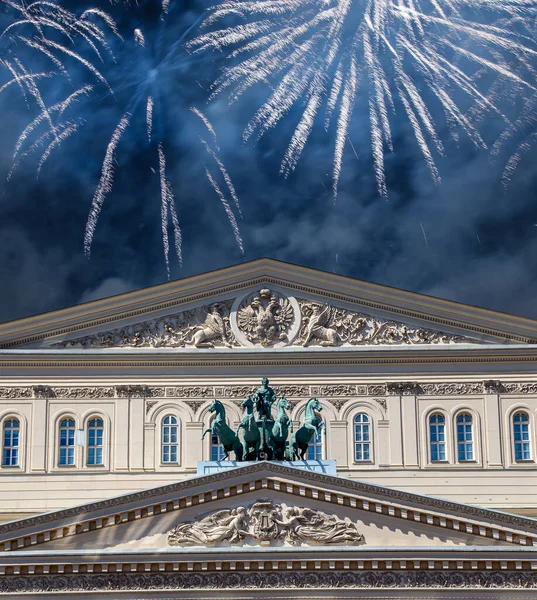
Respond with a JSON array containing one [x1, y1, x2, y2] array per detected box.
[[201, 399, 243, 461], [292, 397, 326, 460], [236, 396, 261, 460], [271, 396, 293, 461]]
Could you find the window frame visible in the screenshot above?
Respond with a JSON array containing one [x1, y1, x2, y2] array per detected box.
[[86, 416, 105, 467], [428, 412, 448, 463], [455, 412, 475, 463], [353, 412, 372, 463], [307, 428, 324, 461], [58, 416, 77, 468], [512, 410, 532, 463], [161, 414, 179, 465], [2, 417, 21, 468]]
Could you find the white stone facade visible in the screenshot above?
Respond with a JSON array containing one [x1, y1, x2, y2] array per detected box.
[[3, 260, 537, 597], [2, 259, 537, 522]]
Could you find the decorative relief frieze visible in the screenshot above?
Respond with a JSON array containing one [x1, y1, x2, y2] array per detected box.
[[0, 387, 32, 398], [367, 385, 386, 396], [166, 386, 214, 398], [116, 385, 164, 398], [52, 387, 115, 399], [419, 383, 483, 395], [168, 500, 364, 547], [45, 287, 481, 350], [1, 570, 537, 592], [295, 299, 472, 347], [502, 382, 537, 394], [4, 381, 537, 403], [311, 384, 358, 397], [51, 300, 238, 349]]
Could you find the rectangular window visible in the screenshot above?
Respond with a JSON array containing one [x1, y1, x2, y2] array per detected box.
[[307, 431, 323, 461], [457, 423, 473, 461], [514, 423, 531, 460]]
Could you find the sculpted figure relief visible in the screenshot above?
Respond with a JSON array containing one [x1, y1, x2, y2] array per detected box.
[[167, 500, 364, 547], [52, 300, 237, 349], [296, 299, 470, 347], [186, 303, 232, 348], [168, 507, 248, 546], [237, 288, 294, 347]]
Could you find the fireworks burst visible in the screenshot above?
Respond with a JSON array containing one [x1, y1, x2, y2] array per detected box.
[[5, 1, 244, 276], [0, 0, 117, 99], [189, 0, 537, 197]]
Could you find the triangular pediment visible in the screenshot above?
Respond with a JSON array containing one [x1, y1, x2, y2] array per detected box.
[[1, 259, 537, 349], [1, 463, 535, 554]]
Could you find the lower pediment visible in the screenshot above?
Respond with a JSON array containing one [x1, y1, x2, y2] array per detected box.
[[0, 463, 534, 554], [2, 463, 537, 596]]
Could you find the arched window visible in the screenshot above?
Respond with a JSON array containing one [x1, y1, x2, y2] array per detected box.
[[307, 429, 323, 460], [59, 418, 76, 466], [456, 413, 474, 461], [211, 432, 226, 461], [161, 415, 178, 463], [513, 412, 531, 461], [87, 418, 104, 466], [429, 414, 446, 462], [2, 418, 20, 467], [354, 413, 371, 462]]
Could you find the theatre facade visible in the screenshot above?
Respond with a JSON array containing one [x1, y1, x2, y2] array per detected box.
[[1, 258, 537, 597]]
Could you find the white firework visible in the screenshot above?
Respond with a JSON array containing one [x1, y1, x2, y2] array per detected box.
[[190, 0, 537, 197]]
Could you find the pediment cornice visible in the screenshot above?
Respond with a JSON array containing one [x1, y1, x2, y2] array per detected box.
[[2, 259, 537, 349]]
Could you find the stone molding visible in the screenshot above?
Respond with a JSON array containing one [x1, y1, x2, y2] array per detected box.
[[3, 381, 537, 402], [1, 568, 537, 592]]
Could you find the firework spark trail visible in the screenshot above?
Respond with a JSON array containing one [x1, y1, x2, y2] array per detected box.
[[205, 168, 244, 256], [0, 0, 117, 89], [190, 106, 219, 149], [146, 96, 154, 142], [12, 85, 92, 163], [84, 114, 130, 258], [158, 143, 183, 275], [190, 0, 537, 197], [37, 120, 80, 175]]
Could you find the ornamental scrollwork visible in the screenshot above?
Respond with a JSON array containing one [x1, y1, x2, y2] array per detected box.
[[167, 500, 364, 547], [1, 570, 537, 592], [295, 299, 473, 347], [420, 383, 483, 395], [50, 300, 238, 349]]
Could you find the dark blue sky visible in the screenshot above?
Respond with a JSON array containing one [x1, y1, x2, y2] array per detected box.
[[1, 0, 537, 324]]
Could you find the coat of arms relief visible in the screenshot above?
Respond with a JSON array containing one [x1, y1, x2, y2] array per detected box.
[[167, 500, 365, 547], [51, 287, 474, 348]]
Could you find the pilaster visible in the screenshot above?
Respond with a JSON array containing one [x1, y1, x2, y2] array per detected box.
[[483, 380, 503, 468], [328, 420, 348, 467], [185, 422, 204, 469]]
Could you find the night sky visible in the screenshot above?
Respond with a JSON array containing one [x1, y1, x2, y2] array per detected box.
[[1, 0, 537, 324]]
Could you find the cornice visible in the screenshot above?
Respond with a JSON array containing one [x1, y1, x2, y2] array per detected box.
[[2, 259, 537, 348], [2, 345, 537, 371]]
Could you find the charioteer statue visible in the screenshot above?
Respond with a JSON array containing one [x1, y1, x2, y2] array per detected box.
[[253, 377, 277, 420], [205, 377, 325, 463]]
